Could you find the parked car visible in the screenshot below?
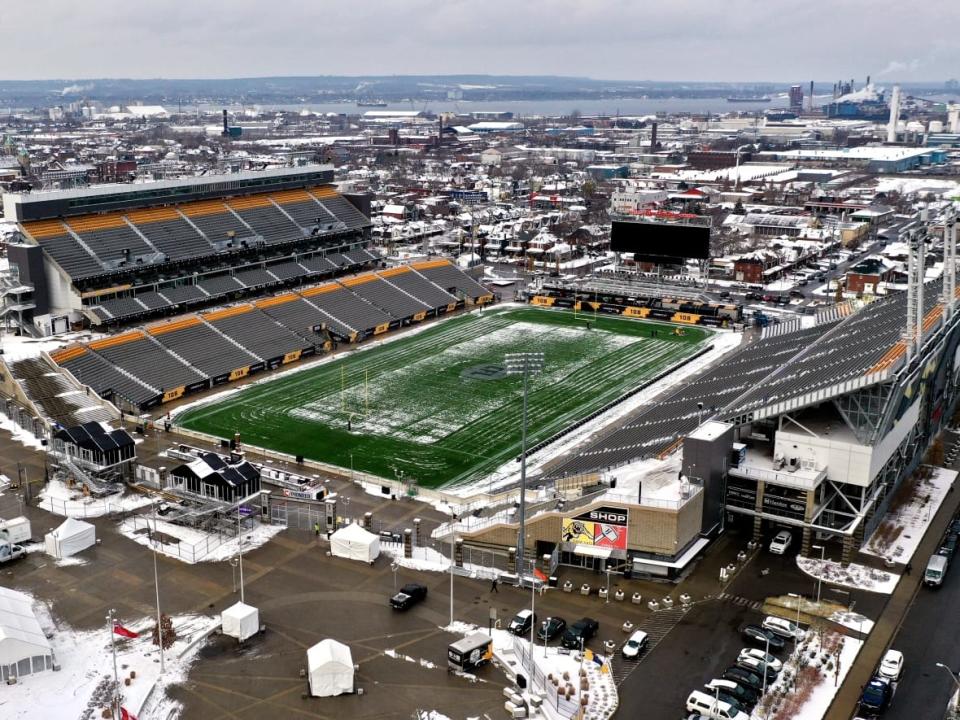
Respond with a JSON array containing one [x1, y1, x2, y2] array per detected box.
[[537, 616, 567, 641], [390, 583, 427, 610], [705, 679, 759, 707], [685, 690, 748, 720], [768, 530, 792, 555], [938, 533, 959, 558], [0, 542, 26, 565], [762, 616, 803, 639], [508, 609, 537, 636], [561, 617, 599, 649], [722, 666, 764, 692], [736, 655, 778, 682], [858, 676, 893, 715], [621, 630, 649, 660], [740, 624, 786, 651], [738, 648, 783, 672], [878, 649, 904, 680]]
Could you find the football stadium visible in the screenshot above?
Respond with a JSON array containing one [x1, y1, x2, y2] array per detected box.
[[175, 307, 711, 488]]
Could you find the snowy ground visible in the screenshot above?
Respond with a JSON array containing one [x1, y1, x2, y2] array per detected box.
[[797, 556, 900, 594], [751, 630, 863, 720], [441, 620, 618, 720], [862, 466, 957, 563], [117, 516, 285, 564], [38, 478, 155, 518], [2, 600, 215, 720]]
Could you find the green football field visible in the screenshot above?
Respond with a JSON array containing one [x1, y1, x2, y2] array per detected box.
[[175, 307, 710, 488]]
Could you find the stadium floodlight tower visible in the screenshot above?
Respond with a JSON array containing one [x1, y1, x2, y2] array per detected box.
[[504, 351, 545, 583]]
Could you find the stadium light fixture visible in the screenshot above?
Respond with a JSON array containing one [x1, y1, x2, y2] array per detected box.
[[503, 352, 545, 582]]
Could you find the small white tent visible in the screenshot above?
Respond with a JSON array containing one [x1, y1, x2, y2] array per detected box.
[[44, 517, 96, 559], [221, 602, 259, 642], [0, 586, 54, 681], [307, 639, 354, 697], [329, 523, 379, 563]]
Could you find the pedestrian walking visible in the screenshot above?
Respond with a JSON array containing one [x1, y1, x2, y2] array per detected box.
[[490, 577, 499, 593], [905, 561, 912, 575], [314, 521, 320, 537]]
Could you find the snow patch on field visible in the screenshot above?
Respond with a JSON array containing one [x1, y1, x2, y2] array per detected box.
[[455, 328, 741, 495]]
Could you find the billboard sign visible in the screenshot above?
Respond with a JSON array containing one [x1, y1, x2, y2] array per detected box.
[[561, 506, 629, 550]]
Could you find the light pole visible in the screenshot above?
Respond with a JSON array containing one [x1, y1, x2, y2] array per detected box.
[[151, 501, 165, 673], [449, 532, 455, 626], [230, 558, 238, 593], [762, 633, 770, 697], [106, 609, 120, 720], [936, 663, 960, 713], [788, 592, 803, 658], [504, 351, 545, 583], [543, 616, 551, 657], [811, 544, 826, 607]]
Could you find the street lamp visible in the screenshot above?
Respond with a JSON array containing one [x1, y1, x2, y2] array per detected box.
[[787, 592, 803, 658], [935, 663, 960, 713], [543, 616, 551, 658], [811, 544, 826, 607], [503, 351, 545, 582]]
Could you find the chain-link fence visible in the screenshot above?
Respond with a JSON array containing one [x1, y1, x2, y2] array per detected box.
[[119, 515, 238, 564]]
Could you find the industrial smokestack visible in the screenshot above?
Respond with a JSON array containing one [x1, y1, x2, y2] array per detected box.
[[222, 109, 228, 136], [650, 121, 658, 149], [809, 81, 814, 113], [948, 105, 960, 134], [887, 86, 901, 144]]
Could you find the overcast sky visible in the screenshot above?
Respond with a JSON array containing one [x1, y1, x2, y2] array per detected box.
[[4, 0, 958, 82]]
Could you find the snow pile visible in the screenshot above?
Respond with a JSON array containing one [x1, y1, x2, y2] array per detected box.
[[751, 630, 862, 720], [863, 466, 956, 562], [382, 649, 437, 670], [0, 412, 45, 450], [380, 542, 499, 580], [118, 517, 284, 564], [38, 478, 154, 518], [0, 329, 103, 363], [829, 610, 874, 635], [797, 556, 899, 594], [1, 605, 214, 720]]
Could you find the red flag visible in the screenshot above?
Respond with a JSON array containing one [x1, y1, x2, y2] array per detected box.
[[113, 622, 139, 639], [120, 707, 138, 720], [534, 568, 548, 582]]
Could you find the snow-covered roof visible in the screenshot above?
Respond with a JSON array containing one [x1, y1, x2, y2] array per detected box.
[[0, 587, 53, 665]]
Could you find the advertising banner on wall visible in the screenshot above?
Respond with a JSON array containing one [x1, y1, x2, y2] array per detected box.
[[561, 506, 629, 550]]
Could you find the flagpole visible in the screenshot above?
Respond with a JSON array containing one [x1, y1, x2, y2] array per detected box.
[[152, 500, 165, 673], [107, 609, 120, 720]]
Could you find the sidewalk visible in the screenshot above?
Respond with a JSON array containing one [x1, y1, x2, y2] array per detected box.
[[825, 483, 960, 720]]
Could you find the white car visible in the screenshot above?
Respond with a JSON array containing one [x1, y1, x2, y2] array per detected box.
[[762, 616, 803, 639], [769, 530, 792, 555], [738, 648, 783, 672], [621, 630, 649, 660], [878, 649, 904, 680]]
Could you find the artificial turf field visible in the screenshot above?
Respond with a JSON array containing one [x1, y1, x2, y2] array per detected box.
[[176, 307, 711, 488]]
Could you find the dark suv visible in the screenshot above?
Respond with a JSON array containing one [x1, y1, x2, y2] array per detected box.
[[561, 617, 599, 649], [390, 583, 427, 610]]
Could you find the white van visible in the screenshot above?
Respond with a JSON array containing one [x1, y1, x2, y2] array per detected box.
[[925, 554, 948, 587], [686, 690, 749, 720]]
